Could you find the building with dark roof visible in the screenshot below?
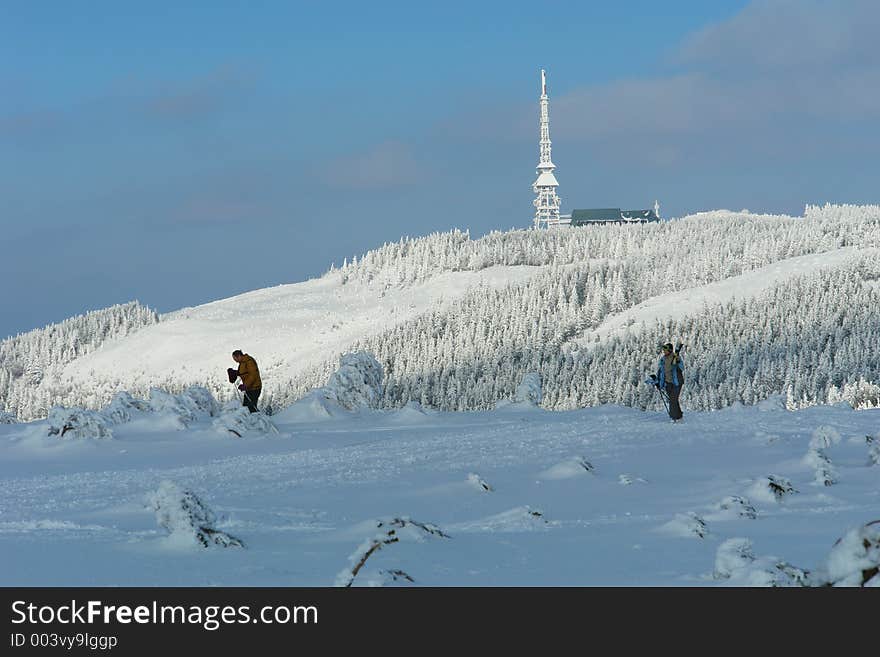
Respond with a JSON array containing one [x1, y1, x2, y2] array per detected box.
[[566, 207, 660, 226]]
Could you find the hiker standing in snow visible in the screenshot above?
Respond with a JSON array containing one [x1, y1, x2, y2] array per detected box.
[[657, 342, 684, 422], [231, 350, 262, 413]]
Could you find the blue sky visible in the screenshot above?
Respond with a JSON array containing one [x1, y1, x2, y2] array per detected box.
[[2, 0, 879, 339]]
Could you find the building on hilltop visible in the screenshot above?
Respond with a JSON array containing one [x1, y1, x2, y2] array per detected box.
[[562, 202, 661, 226], [531, 69, 661, 228]]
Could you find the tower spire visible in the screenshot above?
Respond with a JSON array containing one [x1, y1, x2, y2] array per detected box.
[[533, 68, 561, 229]]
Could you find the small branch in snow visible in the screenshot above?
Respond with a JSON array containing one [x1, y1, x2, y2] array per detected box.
[[467, 473, 493, 492], [576, 457, 595, 473], [381, 569, 415, 584], [336, 517, 449, 587]]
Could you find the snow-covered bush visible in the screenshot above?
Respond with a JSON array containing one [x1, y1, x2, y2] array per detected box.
[[867, 435, 879, 466], [539, 457, 594, 480], [275, 390, 341, 422], [279, 352, 384, 420], [716, 495, 758, 519], [661, 512, 708, 538], [324, 352, 384, 411], [101, 391, 150, 425], [748, 475, 797, 503], [213, 407, 279, 437], [0, 410, 16, 424], [713, 539, 810, 586], [803, 448, 837, 486], [146, 481, 244, 549], [809, 426, 842, 450], [514, 372, 542, 406], [820, 521, 880, 587], [47, 406, 112, 440], [147, 388, 202, 427], [714, 538, 756, 579], [181, 385, 219, 417]]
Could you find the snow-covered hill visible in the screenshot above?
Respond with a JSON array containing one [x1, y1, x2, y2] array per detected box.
[[2, 203, 880, 420], [573, 246, 867, 349], [60, 265, 543, 405], [2, 204, 880, 587]]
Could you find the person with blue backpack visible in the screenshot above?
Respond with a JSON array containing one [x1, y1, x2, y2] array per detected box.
[[656, 342, 684, 422]]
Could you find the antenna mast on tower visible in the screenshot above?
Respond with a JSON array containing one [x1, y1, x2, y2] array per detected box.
[[533, 68, 561, 229]]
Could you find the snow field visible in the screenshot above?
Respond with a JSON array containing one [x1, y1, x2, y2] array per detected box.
[[1, 398, 877, 586]]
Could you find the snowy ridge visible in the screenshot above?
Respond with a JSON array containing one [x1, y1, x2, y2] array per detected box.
[[574, 246, 868, 349], [3, 204, 880, 419], [9, 265, 540, 420]]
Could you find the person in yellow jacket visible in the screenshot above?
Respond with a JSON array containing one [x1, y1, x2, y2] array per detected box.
[[231, 349, 262, 413]]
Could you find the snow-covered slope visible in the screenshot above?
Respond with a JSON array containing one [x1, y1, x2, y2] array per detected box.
[[2, 204, 880, 587], [58, 265, 542, 400], [1, 397, 877, 586], [4, 204, 880, 420], [575, 246, 870, 349]]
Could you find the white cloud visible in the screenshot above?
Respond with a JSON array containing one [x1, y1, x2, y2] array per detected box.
[[538, 0, 880, 165]]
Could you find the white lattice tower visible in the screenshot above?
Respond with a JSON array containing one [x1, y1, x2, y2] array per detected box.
[[533, 69, 561, 229]]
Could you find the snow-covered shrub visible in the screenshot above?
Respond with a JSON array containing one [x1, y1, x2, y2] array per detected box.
[[809, 426, 842, 451], [324, 352, 384, 411], [539, 456, 594, 480], [181, 385, 219, 417], [803, 448, 837, 486], [867, 435, 880, 466], [147, 388, 201, 427], [47, 406, 112, 440], [279, 352, 384, 420], [820, 521, 880, 587], [335, 517, 449, 587], [717, 495, 758, 519], [514, 372, 542, 406], [714, 539, 811, 586], [0, 410, 16, 424], [101, 391, 150, 425], [748, 475, 797, 503], [388, 401, 429, 422], [275, 390, 341, 421], [661, 512, 708, 538], [714, 538, 756, 579], [730, 561, 810, 586], [213, 407, 279, 437], [146, 481, 244, 549]]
